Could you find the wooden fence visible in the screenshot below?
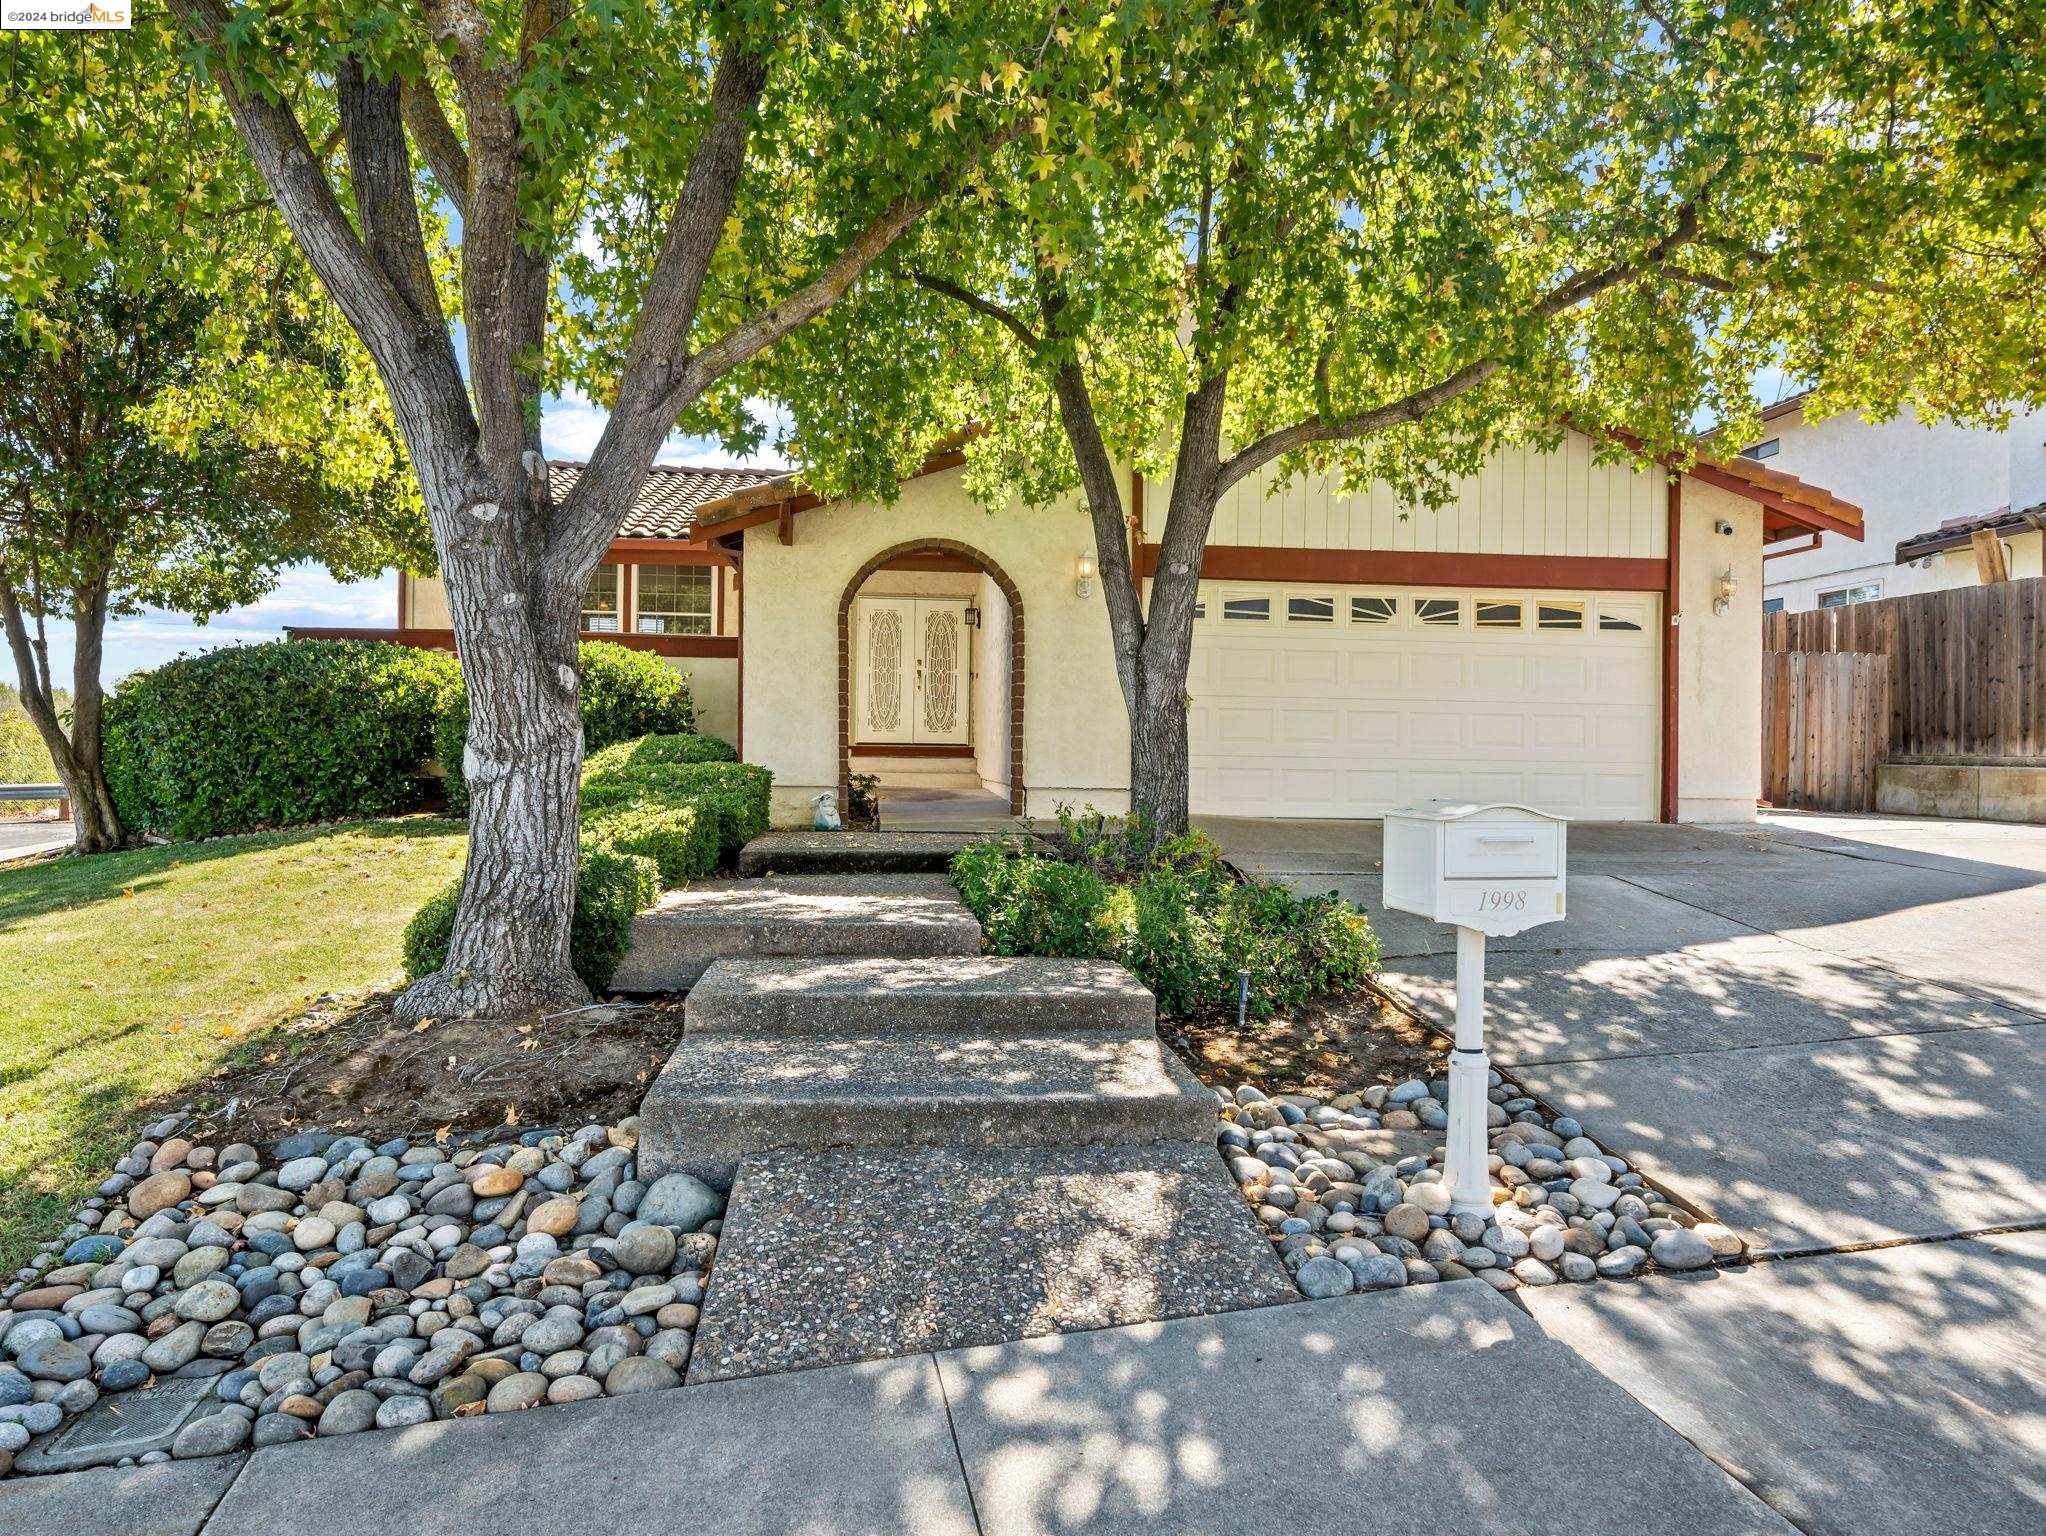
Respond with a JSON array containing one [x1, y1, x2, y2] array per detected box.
[[1763, 576, 2046, 762], [1762, 652, 1892, 812]]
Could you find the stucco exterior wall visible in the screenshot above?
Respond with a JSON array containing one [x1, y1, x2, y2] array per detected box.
[[1676, 477, 1764, 822], [680, 656, 737, 744], [405, 574, 453, 627], [1148, 432, 1668, 558], [739, 473, 1130, 824], [973, 573, 1013, 794], [1761, 403, 2046, 611]]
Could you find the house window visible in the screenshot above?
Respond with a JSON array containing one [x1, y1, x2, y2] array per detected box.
[[1536, 600, 1585, 630], [1475, 599, 1523, 629], [1763, 596, 1786, 615], [580, 563, 621, 632], [1287, 595, 1336, 624], [1742, 438, 1780, 460], [1350, 595, 1397, 625], [1597, 603, 1645, 632], [1817, 582, 1881, 609], [635, 565, 714, 636], [1415, 597, 1461, 627], [1221, 595, 1271, 622]]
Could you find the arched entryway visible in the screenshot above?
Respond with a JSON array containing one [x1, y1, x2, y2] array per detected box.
[[837, 539, 1025, 817]]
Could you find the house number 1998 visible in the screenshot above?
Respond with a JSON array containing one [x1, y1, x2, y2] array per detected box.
[[1478, 889, 1528, 912]]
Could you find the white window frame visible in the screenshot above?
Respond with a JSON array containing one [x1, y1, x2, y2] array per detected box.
[[580, 562, 622, 633], [1220, 592, 1273, 623], [1596, 600, 1647, 632], [1535, 598, 1586, 631], [634, 564, 715, 637], [1349, 594, 1399, 627], [1816, 581, 1882, 610], [1414, 595, 1463, 628], [1473, 597, 1525, 630], [1285, 593, 1337, 625]]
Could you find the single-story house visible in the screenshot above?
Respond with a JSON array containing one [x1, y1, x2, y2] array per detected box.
[[295, 429, 1863, 827]]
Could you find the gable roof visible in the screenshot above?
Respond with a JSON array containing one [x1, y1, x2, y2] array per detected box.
[[549, 460, 790, 541], [1895, 501, 2046, 563]]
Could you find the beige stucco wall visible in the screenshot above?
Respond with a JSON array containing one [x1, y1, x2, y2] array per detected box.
[[1675, 476, 1764, 822], [740, 472, 1130, 824], [679, 656, 738, 744], [405, 574, 453, 628], [973, 573, 1013, 794]]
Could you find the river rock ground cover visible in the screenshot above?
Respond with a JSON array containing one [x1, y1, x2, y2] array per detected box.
[[1220, 1072, 1745, 1297], [0, 1112, 721, 1478]]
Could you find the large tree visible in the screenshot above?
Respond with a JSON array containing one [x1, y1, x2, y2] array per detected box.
[[168, 0, 1136, 1018], [0, 18, 422, 855], [773, 0, 2046, 833]]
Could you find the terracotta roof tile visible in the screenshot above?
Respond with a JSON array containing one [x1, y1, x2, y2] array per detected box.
[[547, 460, 791, 541], [1895, 500, 2046, 562]]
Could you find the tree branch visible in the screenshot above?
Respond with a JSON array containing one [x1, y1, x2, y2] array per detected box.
[[1214, 203, 1706, 496], [908, 270, 1042, 352], [339, 61, 445, 329], [399, 77, 470, 219]]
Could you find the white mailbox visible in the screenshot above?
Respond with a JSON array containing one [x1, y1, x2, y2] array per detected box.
[[1382, 800, 1569, 1216], [1382, 800, 1568, 937]]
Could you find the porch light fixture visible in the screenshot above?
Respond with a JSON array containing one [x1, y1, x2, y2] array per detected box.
[[1075, 551, 1096, 598], [963, 604, 981, 629], [1713, 567, 1737, 616]]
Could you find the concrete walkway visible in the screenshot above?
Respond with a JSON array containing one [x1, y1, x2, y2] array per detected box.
[[0, 1284, 1796, 1536], [1206, 810, 2046, 1533]]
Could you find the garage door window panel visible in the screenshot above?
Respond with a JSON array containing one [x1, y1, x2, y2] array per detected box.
[[1537, 600, 1585, 630], [1221, 594, 1272, 622], [1287, 595, 1337, 624], [1415, 597, 1462, 627], [1475, 599, 1524, 629], [1350, 595, 1398, 626]]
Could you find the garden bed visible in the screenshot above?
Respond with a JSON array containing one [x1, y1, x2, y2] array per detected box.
[[1163, 985, 1443, 1098]]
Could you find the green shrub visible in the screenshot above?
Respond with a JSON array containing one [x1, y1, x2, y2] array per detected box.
[[581, 732, 738, 786], [950, 820, 1378, 1019], [402, 848, 658, 993], [581, 758, 769, 862], [581, 797, 719, 885], [436, 641, 697, 815], [103, 640, 460, 839]]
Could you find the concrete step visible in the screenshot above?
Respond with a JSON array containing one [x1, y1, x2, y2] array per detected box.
[[737, 828, 1012, 877], [638, 1028, 1217, 1184], [684, 955, 1152, 1035], [609, 876, 982, 993], [686, 1142, 1296, 1382]]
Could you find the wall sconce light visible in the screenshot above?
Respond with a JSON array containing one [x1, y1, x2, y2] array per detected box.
[[1075, 551, 1096, 598], [1713, 568, 1738, 616], [963, 604, 981, 629]]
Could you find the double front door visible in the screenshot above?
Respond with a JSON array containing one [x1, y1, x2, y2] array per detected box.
[[854, 597, 971, 746]]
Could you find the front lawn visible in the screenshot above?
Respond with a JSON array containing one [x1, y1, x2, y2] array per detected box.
[[0, 818, 466, 1269]]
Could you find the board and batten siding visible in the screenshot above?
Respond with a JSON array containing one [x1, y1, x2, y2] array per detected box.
[[1148, 434, 1668, 561]]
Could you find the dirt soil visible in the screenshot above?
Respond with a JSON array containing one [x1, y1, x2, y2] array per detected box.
[[1163, 983, 1446, 1100], [169, 991, 685, 1148]]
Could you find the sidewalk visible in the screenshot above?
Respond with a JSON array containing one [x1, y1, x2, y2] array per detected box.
[[0, 1282, 1792, 1536]]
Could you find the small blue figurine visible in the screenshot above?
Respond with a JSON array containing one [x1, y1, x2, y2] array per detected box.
[[811, 790, 843, 831]]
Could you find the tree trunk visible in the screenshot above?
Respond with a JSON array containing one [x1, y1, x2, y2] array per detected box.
[[1129, 653, 1193, 835], [393, 500, 591, 1022], [0, 572, 124, 854]]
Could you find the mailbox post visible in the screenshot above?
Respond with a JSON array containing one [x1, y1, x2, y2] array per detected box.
[[1382, 801, 1568, 1216]]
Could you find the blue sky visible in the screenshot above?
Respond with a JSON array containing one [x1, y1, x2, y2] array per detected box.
[[3, 391, 787, 692]]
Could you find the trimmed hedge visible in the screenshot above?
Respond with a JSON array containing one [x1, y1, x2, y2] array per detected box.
[[436, 641, 698, 815], [401, 848, 658, 992], [580, 797, 719, 885], [103, 640, 460, 840], [581, 752, 769, 862], [951, 818, 1379, 1019]]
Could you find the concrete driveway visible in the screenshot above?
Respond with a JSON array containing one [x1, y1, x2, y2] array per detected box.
[[0, 817, 71, 862], [1204, 810, 2046, 1535]]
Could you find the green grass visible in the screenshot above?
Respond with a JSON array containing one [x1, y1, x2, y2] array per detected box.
[[0, 818, 467, 1270]]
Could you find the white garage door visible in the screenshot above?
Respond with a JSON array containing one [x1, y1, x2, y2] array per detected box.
[[1188, 584, 1660, 819]]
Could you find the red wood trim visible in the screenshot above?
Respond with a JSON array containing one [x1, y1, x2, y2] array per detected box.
[[1136, 545, 1668, 592], [284, 626, 738, 659], [606, 538, 732, 566], [1682, 461, 1862, 540], [395, 569, 411, 627], [1662, 475, 1682, 823], [849, 742, 977, 758], [702, 448, 972, 536], [777, 505, 794, 545], [1764, 533, 1822, 561]]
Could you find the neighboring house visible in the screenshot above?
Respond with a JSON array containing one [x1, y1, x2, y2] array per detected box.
[[1747, 393, 2046, 614], [296, 429, 1860, 827]]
